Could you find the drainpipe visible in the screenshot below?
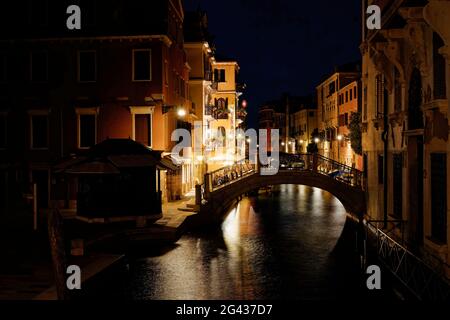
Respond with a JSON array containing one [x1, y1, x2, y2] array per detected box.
[[382, 91, 389, 229]]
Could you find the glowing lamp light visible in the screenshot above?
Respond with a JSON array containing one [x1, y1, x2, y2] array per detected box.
[[314, 138, 320, 144], [237, 133, 243, 139], [177, 108, 187, 117], [337, 135, 343, 141], [281, 142, 286, 146], [242, 100, 248, 108], [246, 138, 251, 143], [300, 140, 304, 144]]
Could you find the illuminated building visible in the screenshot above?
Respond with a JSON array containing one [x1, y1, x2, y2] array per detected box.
[[361, 0, 450, 276]]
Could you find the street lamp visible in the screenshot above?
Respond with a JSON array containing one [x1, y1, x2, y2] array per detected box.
[[314, 137, 320, 144], [177, 108, 187, 117], [337, 135, 343, 163]]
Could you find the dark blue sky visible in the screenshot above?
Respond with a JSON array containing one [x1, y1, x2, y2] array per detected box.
[[185, 0, 362, 128]]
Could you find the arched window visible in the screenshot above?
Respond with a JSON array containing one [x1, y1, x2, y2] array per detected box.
[[216, 98, 227, 110], [433, 32, 447, 100], [408, 68, 423, 130]]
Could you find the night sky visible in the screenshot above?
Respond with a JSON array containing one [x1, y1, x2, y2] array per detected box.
[[185, 0, 362, 129]]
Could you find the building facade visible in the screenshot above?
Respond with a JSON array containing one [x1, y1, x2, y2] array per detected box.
[[337, 80, 363, 169], [361, 0, 450, 276], [290, 98, 317, 154], [0, 0, 193, 216], [316, 67, 360, 161], [206, 60, 243, 171]]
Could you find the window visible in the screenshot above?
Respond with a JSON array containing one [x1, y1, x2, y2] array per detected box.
[[309, 112, 314, 117], [345, 113, 349, 126], [78, 114, 96, 149], [78, 51, 97, 82], [164, 60, 169, 85], [354, 86, 357, 99], [375, 74, 384, 117], [431, 153, 447, 243], [378, 155, 384, 185], [31, 52, 48, 82], [350, 90, 353, 101], [31, 114, 48, 149], [345, 91, 348, 103], [0, 114, 6, 149], [214, 69, 226, 82], [394, 69, 402, 112], [0, 53, 6, 83], [135, 114, 152, 147], [393, 154, 403, 218], [130, 107, 154, 148], [363, 86, 368, 121], [339, 114, 346, 127], [132, 50, 152, 81], [328, 81, 336, 96], [433, 32, 447, 99]]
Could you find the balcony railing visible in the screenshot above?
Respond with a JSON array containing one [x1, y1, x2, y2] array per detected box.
[[205, 105, 229, 120]]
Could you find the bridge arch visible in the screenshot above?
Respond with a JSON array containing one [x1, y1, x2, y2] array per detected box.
[[203, 170, 366, 221]]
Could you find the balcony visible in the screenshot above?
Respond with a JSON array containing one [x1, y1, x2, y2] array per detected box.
[[205, 105, 229, 120]]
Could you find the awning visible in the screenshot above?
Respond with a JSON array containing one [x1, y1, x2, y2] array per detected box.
[[65, 161, 120, 175], [157, 157, 179, 171], [108, 155, 159, 168], [53, 156, 88, 174]]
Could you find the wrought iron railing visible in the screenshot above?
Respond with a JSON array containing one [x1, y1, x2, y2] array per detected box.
[[316, 154, 364, 188], [204, 153, 365, 197], [207, 160, 256, 192], [279, 153, 364, 188], [204, 105, 229, 120], [366, 221, 450, 300]]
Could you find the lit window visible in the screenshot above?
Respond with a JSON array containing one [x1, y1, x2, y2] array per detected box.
[[132, 49, 152, 81]]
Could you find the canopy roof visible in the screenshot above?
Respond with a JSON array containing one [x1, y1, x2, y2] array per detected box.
[[54, 139, 179, 175]]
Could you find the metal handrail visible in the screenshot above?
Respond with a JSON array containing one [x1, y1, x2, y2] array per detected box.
[[205, 153, 365, 194], [365, 221, 450, 300], [208, 160, 256, 191]]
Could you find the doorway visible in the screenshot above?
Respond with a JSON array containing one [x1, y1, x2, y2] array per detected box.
[[32, 170, 49, 209], [408, 136, 424, 247]]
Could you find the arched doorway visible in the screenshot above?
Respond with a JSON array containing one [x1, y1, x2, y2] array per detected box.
[[407, 67, 424, 248]]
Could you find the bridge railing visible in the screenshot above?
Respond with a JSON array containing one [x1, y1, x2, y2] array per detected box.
[[315, 154, 364, 188], [203, 153, 364, 198], [204, 159, 256, 195], [278, 153, 364, 189]]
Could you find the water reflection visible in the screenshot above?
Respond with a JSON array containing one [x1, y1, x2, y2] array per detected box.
[[126, 185, 362, 300]]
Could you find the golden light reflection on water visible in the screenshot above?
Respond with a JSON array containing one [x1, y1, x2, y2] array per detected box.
[[128, 185, 351, 300]]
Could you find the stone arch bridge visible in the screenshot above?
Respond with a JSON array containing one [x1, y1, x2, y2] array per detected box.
[[199, 154, 366, 221]]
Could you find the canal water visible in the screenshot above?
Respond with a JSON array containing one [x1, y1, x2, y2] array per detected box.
[[87, 185, 396, 300]]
